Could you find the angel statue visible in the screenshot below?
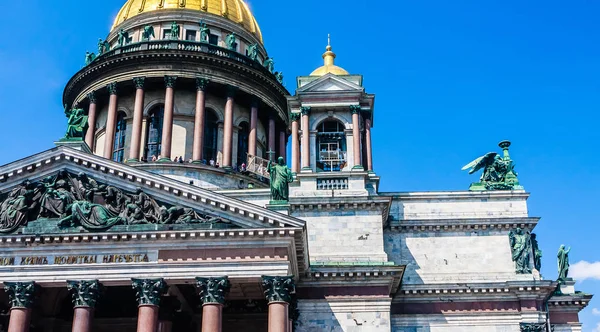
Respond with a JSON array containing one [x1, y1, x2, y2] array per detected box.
[[142, 25, 155, 41], [461, 140, 521, 191]]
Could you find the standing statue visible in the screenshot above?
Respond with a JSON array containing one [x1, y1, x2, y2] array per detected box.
[[247, 43, 259, 61], [462, 140, 521, 191], [275, 72, 284, 84], [199, 20, 210, 42], [63, 104, 89, 140], [170, 22, 180, 39], [117, 29, 129, 47], [267, 157, 293, 202], [557, 245, 571, 281], [263, 57, 275, 73], [509, 228, 532, 274], [142, 25, 155, 41], [531, 233, 542, 271], [225, 32, 236, 50], [84, 52, 96, 66]]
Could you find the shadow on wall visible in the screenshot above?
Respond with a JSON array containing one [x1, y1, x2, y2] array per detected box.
[[295, 302, 343, 332], [392, 327, 432, 332], [383, 221, 425, 286]]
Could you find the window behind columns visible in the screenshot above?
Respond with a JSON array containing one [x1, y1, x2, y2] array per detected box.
[[316, 120, 347, 172], [112, 112, 127, 162], [145, 105, 164, 160], [237, 121, 250, 167], [203, 109, 219, 162]]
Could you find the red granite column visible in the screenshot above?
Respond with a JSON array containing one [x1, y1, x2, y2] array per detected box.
[[132, 278, 167, 332], [351, 105, 362, 169], [128, 77, 146, 162], [192, 78, 209, 162], [4, 281, 36, 332], [300, 107, 311, 170], [103, 82, 118, 159], [67, 280, 101, 332], [279, 130, 286, 161], [268, 118, 276, 161], [196, 277, 231, 332], [364, 116, 373, 171], [85, 92, 97, 151], [248, 101, 258, 158], [159, 76, 177, 162], [290, 113, 300, 173], [262, 276, 295, 332], [222, 86, 236, 169]]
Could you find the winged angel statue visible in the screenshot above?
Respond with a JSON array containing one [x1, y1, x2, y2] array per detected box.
[[461, 141, 521, 190]]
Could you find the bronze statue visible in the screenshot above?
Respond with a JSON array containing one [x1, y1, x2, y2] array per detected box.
[[267, 157, 293, 202], [170, 22, 180, 39], [531, 233, 542, 271], [118, 29, 129, 47], [225, 32, 236, 50], [275, 71, 284, 84], [462, 141, 520, 190], [509, 228, 532, 274], [247, 43, 259, 61], [557, 245, 571, 281], [63, 104, 89, 140], [263, 57, 275, 73], [199, 20, 210, 42], [142, 25, 155, 41], [84, 52, 96, 66]]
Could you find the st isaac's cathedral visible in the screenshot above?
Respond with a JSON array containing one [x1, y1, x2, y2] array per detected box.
[[0, 1, 591, 332]]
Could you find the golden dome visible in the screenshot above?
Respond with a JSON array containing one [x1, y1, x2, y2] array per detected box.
[[111, 0, 263, 43], [310, 35, 349, 76]]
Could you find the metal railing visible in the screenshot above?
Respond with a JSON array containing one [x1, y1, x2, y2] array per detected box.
[[246, 154, 270, 178]]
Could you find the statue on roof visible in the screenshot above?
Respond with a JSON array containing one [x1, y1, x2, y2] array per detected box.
[[267, 157, 294, 203], [84, 52, 96, 66], [225, 32, 236, 51], [247, 43, 259, 61], [509, 227, 532, 274], [461, 140, 522, 191], [170, 22, 180, 39], [531, 233, 542, 271], [275, 72, 284, 84], [557, 245, 571, 282], [263, 57, 275, 73], [118, 29, 130, 47], [142, 25, 155, 41], [199, 20, 210, 42], [98, 38, 110, 55], [63, 104, 89, 140]]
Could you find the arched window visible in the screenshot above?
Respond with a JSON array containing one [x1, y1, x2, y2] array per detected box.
[[145, 105, 164, 160], [237, 121, 249, 167], [203, 109, 219, 162], [316, 120, 346, 172], [112, 112, 127, 162]]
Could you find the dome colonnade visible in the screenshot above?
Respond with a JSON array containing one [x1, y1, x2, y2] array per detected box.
[[65, 0, 289, 171]]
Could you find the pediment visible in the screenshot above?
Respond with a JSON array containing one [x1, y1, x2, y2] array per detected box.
[[0, 146, 305, 234], [298, 73, 364, 93]]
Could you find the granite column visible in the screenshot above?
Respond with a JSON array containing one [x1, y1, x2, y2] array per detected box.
[[268, 118, 276, 161], [290, 113, 300, 173], [192, 78, 209, 162], [350, 105, 362, 169], [300, 107, 311, 170], [4, 281, 36, 332], [85, 92, 97, 151], [160, 76, 177, 162], [248, 101, 258, 158], [67, 280, 101, 332], [222, 86, 236, 169], [196, 277, 231, 332], [103, 82, 118, 159], [364, 116, 373, 171], [132, 278, 167, 332], [262, 276, 295, 332], [129, 77, 146, 162]]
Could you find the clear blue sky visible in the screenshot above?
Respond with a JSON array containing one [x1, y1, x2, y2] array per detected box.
[[0, 0, 599, 329]]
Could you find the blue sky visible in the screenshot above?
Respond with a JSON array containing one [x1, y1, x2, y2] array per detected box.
[[0, 0, 599, 329]]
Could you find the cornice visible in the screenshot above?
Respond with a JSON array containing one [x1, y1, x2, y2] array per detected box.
[[388, 217, 540, 232], [380, 190, 530, 201]]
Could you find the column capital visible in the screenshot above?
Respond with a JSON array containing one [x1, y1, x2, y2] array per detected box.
[[196, 77, 210, 91], [4, 281, 36, 309], [67, 280, 102, 308], [226, 85, 238, 98], [107, 82, 118, 95], [350, 105, 362, 114], [300, 106, 311, 116], [261, 276, 295, 304], [87, 91, 97, 104], [164, 76, 178, 88], [290, 112, 301, 122], [196, 277, 231, 305], [132, 278, 167, 307], [133, 77, 146, 89]]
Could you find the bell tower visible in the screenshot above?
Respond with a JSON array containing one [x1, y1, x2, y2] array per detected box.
[[287, 37, 379, 196]]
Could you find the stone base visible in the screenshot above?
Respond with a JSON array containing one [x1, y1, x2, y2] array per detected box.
[[559, 278, 575, 294], [300, 167, 313, 173], [468, 182, 525, 191], [157, 158, 173, 163], [266, 201, 290, 215], [54, 139, 91, 154], [351, 165, 365, 171]]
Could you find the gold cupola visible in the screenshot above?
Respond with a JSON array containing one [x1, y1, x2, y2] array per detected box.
[[310, 35, 350, 76], [111, 0, 263, 43]]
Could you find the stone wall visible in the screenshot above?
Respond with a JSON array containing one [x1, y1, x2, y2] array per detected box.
[[391, 314, 522, 332], [296, 298, 392, 332]]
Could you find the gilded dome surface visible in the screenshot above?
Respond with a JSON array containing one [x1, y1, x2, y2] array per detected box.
[[310, 38, 349, 76], [112, 0, 263, 43]]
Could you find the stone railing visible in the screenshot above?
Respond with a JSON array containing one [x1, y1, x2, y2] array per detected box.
[[316, 178, 349, 190]]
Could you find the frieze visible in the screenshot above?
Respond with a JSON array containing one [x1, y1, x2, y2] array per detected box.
[[0, 253, 154, 266]]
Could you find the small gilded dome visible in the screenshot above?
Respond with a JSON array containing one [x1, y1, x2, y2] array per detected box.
[[310, 36, 349, 76], [112, 0, 263, 43]]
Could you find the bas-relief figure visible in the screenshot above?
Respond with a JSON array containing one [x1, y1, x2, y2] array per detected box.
[[0, 170, 231, 233], [509, 227, 532, 274], [557, 244, 571, 281], [267, 157, 293, 202], [462, 140, 521, 190]]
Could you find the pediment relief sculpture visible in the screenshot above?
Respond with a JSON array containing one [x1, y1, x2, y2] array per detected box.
[[0, 170, 234, 234]]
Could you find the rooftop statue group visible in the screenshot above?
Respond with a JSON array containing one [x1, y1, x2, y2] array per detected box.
[[462, 140, 522, 191], [0, 170, 228, 234]]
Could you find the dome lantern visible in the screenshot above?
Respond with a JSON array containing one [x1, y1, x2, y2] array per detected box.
[[310, 35, 350, 76]]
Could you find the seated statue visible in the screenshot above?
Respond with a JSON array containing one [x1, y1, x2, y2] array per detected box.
[[64, 104, 89, 140]]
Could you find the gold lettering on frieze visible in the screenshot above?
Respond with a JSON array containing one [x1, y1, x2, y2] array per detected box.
[[0, 253, 151, 266], [0, 257, 15, 266], [20, 256, 48, 265], [54, 255, 98, 265], [102, 254, 149, 264]]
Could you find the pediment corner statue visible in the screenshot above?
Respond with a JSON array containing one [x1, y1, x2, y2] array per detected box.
[[0, 170, 234, 234], [267, 157, 293, 204], [62, 104, 89, 141], [462, 140, 523, 191]]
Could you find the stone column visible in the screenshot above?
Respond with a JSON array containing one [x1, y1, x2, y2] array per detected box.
[[290, 113, 300, 173], [192, 78, 209, 163], [268, 118, 276, 161], [85, 92, 97, 151], [103, 82, 118, 159], [128, 77, 146, 162], [279, 130, 286, 161], [159, 76, 177, 162], [248, 101, 258, 158], [300, 107, 311, 170], [222, 86, 236, 169], [350, 105, 362, 170], [364, 116, 373, 171], [196, 277, 231, 332], [262, 276, 295, 332], [132, 278, 167, 332], [67, 280, 101, 332], [4, 282, 36, 332]]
